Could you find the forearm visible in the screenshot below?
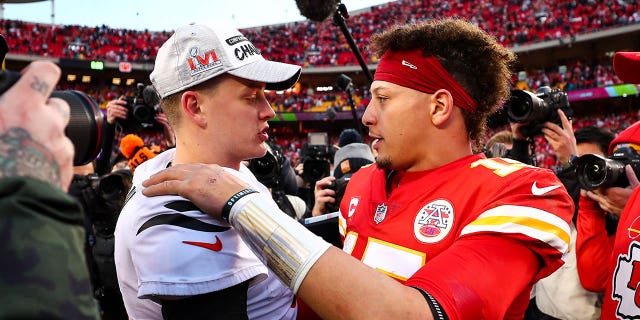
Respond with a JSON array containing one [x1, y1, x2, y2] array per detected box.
[[576, 196, 611, 292], [228, 193, 432, 319], [0, 128, 60, 187], [299, 247, 432, 320]]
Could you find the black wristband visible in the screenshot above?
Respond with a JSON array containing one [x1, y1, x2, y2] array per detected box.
[[411, 287, 449, 320], [221, 189, 258, 223]]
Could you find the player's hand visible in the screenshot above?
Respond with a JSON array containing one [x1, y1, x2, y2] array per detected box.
[[312, 176, 336, 217], [0, 61, 73, 190], [142, 163, 252, 219]]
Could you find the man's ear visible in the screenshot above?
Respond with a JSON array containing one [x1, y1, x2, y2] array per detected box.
[[181, 91, 207, 128], [430, 89, 455, 126]]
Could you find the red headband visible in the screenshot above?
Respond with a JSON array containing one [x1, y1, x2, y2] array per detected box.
[[374, 49, 477, 112]]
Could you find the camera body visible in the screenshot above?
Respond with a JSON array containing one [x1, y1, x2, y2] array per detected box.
[[248, 141, 284, 189], [324, 175, 350, 213], [119, 83, 160, 131], [69, 170, 132, 235], [574, 146, 640, 190], [302, 132, 332, 183], [506, 86, 572, 137]]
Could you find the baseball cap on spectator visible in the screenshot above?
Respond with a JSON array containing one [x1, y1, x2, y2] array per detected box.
[[150, 23, 301, 98], [608, 121, 640, 155], [613, 52, 640, 84]]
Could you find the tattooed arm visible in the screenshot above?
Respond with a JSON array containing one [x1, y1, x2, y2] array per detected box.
[[0, 61, 73, 191]]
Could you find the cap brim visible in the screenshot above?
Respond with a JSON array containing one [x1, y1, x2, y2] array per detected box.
[[227, 60, 301, 91], [613, 52, 640, 84]]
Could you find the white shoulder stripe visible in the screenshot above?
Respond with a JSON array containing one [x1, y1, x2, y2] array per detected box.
[[460, 205, 571, 254]]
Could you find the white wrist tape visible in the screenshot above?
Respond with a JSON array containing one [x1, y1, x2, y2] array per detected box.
[[229, 193, 331, 293]]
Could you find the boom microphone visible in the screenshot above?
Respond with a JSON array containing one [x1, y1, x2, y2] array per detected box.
[[295, 0, 340, 22], [119, 134, 160, 173]]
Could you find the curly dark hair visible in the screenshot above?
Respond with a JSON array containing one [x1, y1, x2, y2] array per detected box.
[[370, 18, 516, 146]]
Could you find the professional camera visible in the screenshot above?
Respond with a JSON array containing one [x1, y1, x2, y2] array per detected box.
[[69, 170, 132, 234], [324, 175, 350, 213], [574, 146, 640, 190], [302, 132, 332, 183], [0, 70, 104, 166], [248, 141, 284, 189], [119, 83, 160, 131], [505, 86, 572, 137]]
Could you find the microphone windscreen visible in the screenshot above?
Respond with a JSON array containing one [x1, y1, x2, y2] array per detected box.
[[120, 134, 145, 159], [128, 147, 158, 173], [295, 0, 339, 22]]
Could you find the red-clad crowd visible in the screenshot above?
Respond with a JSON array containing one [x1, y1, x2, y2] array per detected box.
[[2, 0, 638, 67]]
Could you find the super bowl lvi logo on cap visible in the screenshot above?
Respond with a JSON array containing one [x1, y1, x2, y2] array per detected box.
[[187, 47, 222, 76], [150, 23, 301, 99]]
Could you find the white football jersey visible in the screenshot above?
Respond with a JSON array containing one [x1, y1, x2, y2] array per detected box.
[[114, 148, 296, 319]]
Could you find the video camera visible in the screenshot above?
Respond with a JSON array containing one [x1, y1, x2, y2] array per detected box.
[[248, 141, 285, 189], [505, 86, 573, 137], [69, 170, 132, 234], [324, 175, 350, 213], [302, 132, 332, 183], [119, 83, 161, 131], [0, 71, 104, 166], [574, 145, 640, 190]]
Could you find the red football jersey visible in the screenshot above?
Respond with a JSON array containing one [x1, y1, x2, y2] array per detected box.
[[339, 154, 573, 319], [600, 187, 640, 320]]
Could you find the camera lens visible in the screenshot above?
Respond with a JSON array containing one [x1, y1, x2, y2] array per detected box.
[[133, 103, 155, 124], [506, 93, 532, 122], [51, 90, 105, 166], [575, 154, 626, 190]]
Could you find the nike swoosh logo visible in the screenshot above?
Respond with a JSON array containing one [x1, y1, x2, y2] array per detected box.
[[402, 60, 418, 69], [531, 182, 561, 196], [183, 236, 223, 252]]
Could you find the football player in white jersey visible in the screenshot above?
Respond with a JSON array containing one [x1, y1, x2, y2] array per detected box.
[[114, 23, 301, 319]]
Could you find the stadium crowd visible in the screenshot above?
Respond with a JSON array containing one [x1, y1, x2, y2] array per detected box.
[[1, 0, 639, 67], [2, 1, 640, 320]]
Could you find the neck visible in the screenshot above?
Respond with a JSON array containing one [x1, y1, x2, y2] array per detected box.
[[172, 137, 242, 171]]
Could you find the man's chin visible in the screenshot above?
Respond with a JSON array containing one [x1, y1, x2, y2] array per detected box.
[[376, 157, 392, 170]]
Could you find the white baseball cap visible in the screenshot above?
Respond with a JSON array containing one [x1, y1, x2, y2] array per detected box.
[[150, 23, 302, 98]]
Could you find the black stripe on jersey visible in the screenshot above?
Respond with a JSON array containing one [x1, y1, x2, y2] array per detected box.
[[164, 200, 200, 212], [137, 213, 231, 235], [123, 185, 136, 208]]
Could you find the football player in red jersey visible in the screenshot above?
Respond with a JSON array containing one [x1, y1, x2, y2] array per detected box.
[[141, 19, 574, 319]]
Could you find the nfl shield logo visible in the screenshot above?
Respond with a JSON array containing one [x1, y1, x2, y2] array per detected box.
[[374, 203, 388, 224]]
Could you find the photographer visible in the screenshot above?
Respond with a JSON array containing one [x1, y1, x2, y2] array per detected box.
[[311, 128, 374, 217], [0, 60, 100, 319], [499, 89, 604, 319], [95, 89, 175, 175], [69, 163, 132, 320], [576, 119, 640, 320]]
